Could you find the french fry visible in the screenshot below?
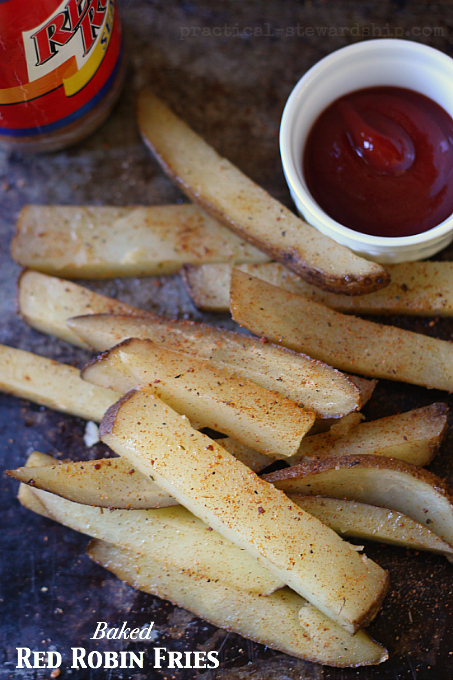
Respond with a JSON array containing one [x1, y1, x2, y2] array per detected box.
[[12, 205, 269, 278], [0, 344, 120, 422], [18, 271, 365, 419], [293, 497, 453, 558], [82, 338, 315, 456], [220, 438, 277, 471], [99, 388, 389, 634], [137, 90, 389, 295], [18, 269, 146, 349], [17, 456, 52, 518], [18, 477, 388, 666], [24, 451, 56, 467], [291, 403, 447, 466], [264, 455, 453, 548], [230, 270, 453, 391], [182, 262, 238, 311], [72, 315, 364, 419], [321, 412, 364, 436], [8, 442, 273, 511], [7, 450, 269, 510], [349, 376, 377, 409], [19, 482, 284, 596], [9, 452, 178, 509], [183, 261, 453, 315], [18, 485, 50, 518], [13, 453, 453, 558], [87, 540, 388, 667]]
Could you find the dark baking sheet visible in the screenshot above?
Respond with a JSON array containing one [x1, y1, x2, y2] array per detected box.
[[2, 1, 453, 678]]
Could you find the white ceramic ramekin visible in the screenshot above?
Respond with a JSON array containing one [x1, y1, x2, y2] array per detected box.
[[280, 39, 453, 263]]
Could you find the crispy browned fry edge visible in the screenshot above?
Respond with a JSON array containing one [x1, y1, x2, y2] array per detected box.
[[137, 90, 390, 295], [265, 454, 453, 495]]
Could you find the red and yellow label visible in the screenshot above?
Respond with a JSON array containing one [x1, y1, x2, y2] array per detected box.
[[0, 0, 122, 137]]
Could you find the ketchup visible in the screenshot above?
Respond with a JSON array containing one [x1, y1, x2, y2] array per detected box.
[[303, 87, 453, 237]]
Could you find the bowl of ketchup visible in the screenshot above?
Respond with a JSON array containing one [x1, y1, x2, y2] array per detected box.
[[280, 39, 453, 263]]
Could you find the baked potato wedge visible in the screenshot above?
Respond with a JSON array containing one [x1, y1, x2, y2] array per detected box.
[[18, 271, 365, 419], [231, 270, 453, 391], [71, 314, 363, 420], [137, 90, 389, 295], [12, 452, 453, 558], [19, 483, 284, 596], [18, 269, 144, 349], [82, 338, 315, 456], [12, 451, 453, 559], [99, 387, 389, 634], [293, 403, 447, 466], [87, 540, 388, 667], [9, 444, 272, 510], [0, 344, 119, 422], [183, 261, 453, 315], [264, 455, 453, 547], [12, 204, 268, 278], [9, 453, 178, 509], [17, 482, 388, 665], [293, 497, 453, 558]]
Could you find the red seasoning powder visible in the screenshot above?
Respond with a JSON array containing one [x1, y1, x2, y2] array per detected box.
[[303, 87, 453, 238]]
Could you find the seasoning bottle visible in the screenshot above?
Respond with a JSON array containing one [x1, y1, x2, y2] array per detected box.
[[0, 0, 124, 153]]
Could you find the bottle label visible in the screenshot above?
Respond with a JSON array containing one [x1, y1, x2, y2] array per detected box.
[[0, 0, 122, 138]]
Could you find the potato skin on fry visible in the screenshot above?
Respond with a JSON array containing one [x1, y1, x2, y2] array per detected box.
[[230, 269, 453, 391], [292, 496, 453, 558], [292, 403, 448, 466], [22, 484, 285, 595], [182, 261, 453, 316], [137, 90, 389, 295], [8, 455, 178, 509], [99, 387, 389, 635], [11, 452, 453, 558], [264, 454, 453, 547], [82, 337, 316, 457], [18, 270, 363, 419], [73, 313, 361, 419]]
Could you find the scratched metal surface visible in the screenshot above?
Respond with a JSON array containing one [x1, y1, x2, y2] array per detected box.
[[2, 1, 453, 678]]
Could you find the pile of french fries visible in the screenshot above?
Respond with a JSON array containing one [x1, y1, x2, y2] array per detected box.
[[4, 92, 453, 669]]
